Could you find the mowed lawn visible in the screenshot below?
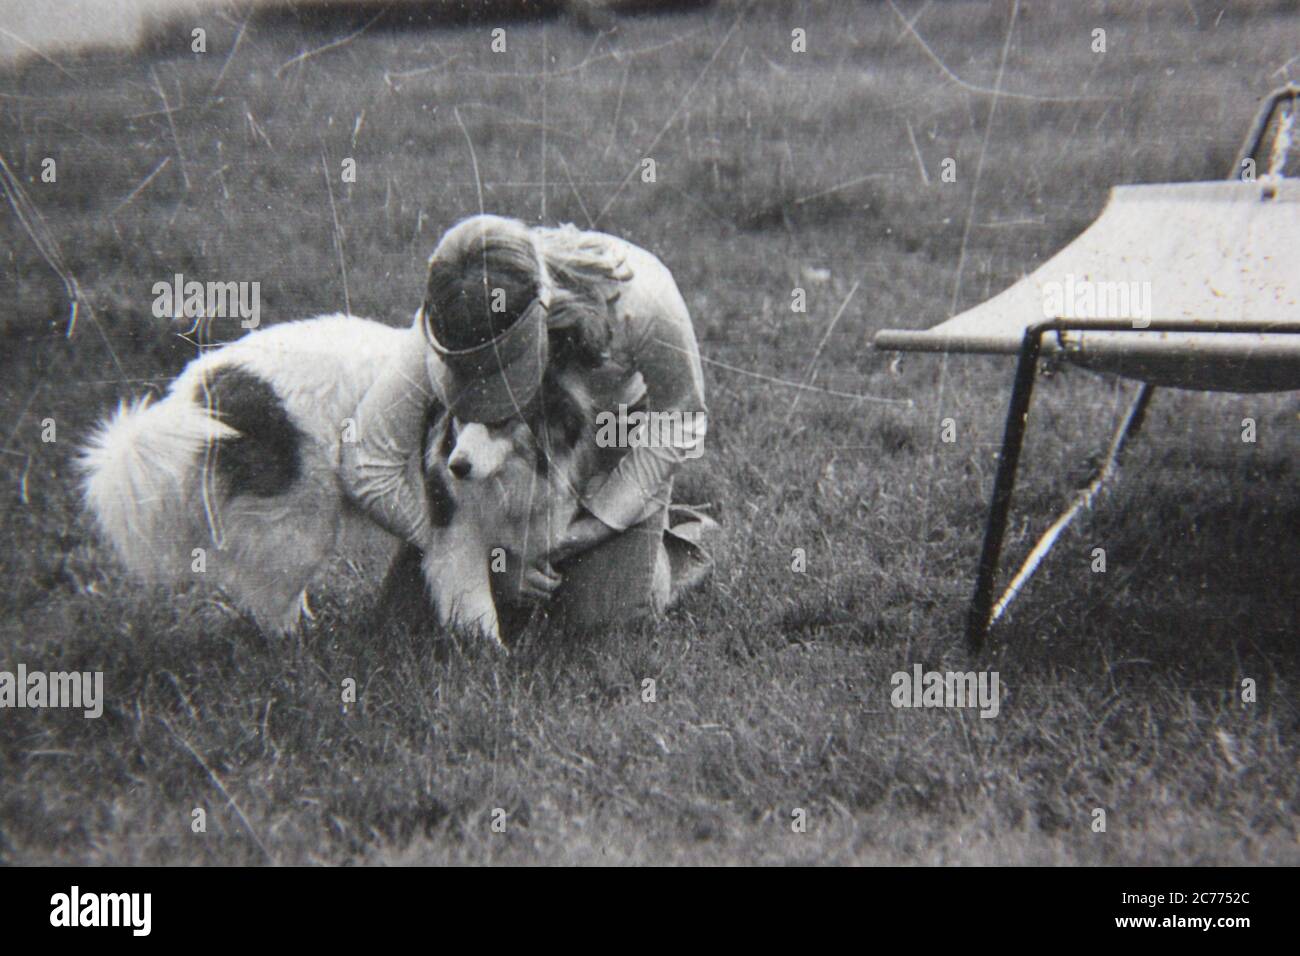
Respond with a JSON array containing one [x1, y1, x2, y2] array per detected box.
[[1, 0, 1297, 864]]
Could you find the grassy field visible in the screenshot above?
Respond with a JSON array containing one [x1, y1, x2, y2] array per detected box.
[[1, 0, 1297, 864]]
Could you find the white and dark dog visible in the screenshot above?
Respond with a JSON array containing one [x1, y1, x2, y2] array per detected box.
[[79, 314, 600, 645], [414, 366, 601, 644]]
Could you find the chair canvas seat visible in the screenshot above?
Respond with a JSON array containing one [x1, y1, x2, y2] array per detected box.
[[876, 179, 1300, 392]]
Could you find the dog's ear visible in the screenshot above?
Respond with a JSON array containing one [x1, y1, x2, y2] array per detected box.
[[547, 305, 611, 370], [541, 370, 589, 452], [523, 401, 551, 478], [438, 414, 457, 460], [421, 409, 457, 529], [559, 393, 586, 450]]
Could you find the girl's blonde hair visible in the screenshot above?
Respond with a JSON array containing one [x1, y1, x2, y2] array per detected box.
[[422, 214, 631, 367]]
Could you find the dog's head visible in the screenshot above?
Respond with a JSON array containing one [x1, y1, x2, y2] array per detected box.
[[425, 367, 595, 490], [443, 417, 532, 483]]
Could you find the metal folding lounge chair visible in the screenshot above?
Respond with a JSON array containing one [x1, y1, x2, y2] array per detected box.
[[874, 85, 1300, 650]]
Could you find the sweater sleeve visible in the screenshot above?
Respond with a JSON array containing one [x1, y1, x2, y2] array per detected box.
[[582, 255, 708, 532], [338, 324, 436, 546]]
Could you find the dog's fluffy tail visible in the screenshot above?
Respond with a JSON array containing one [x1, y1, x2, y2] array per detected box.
[[79, 393, 236, 583]]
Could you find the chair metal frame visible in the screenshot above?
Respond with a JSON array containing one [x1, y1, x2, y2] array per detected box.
[[966, 319, 1300, 649], [963, 84, 1300, 649]]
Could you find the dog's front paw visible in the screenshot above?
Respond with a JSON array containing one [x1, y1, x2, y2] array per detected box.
[[443, 597, 505, 651], [423, 546, 506, 652]]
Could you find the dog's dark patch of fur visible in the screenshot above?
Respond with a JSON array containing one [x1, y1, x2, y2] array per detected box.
[[535, 368, 590, 474], [372, 541, 431, 634], [200, 367, 302, 498], [421, 406, 457, 529]]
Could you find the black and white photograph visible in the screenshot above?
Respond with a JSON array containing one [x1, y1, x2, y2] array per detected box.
[[0, 0, 1296, 898]]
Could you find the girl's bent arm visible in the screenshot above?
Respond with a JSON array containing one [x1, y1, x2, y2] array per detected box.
[[339, 325, 436, 546], [583, 253, 708, 532]]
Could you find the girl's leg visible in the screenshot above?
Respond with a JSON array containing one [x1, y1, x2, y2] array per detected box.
[[550, 504, 670, 629]]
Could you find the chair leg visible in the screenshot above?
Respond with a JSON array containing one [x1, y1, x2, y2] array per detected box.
[[966, 329, 1045, 650], [982, 383, 1156, 634]]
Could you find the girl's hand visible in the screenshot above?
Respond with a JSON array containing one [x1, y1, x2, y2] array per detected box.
[[490, 548, 562, 604], [510, 515, 614, 604], [517, 561, 563, 602]]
